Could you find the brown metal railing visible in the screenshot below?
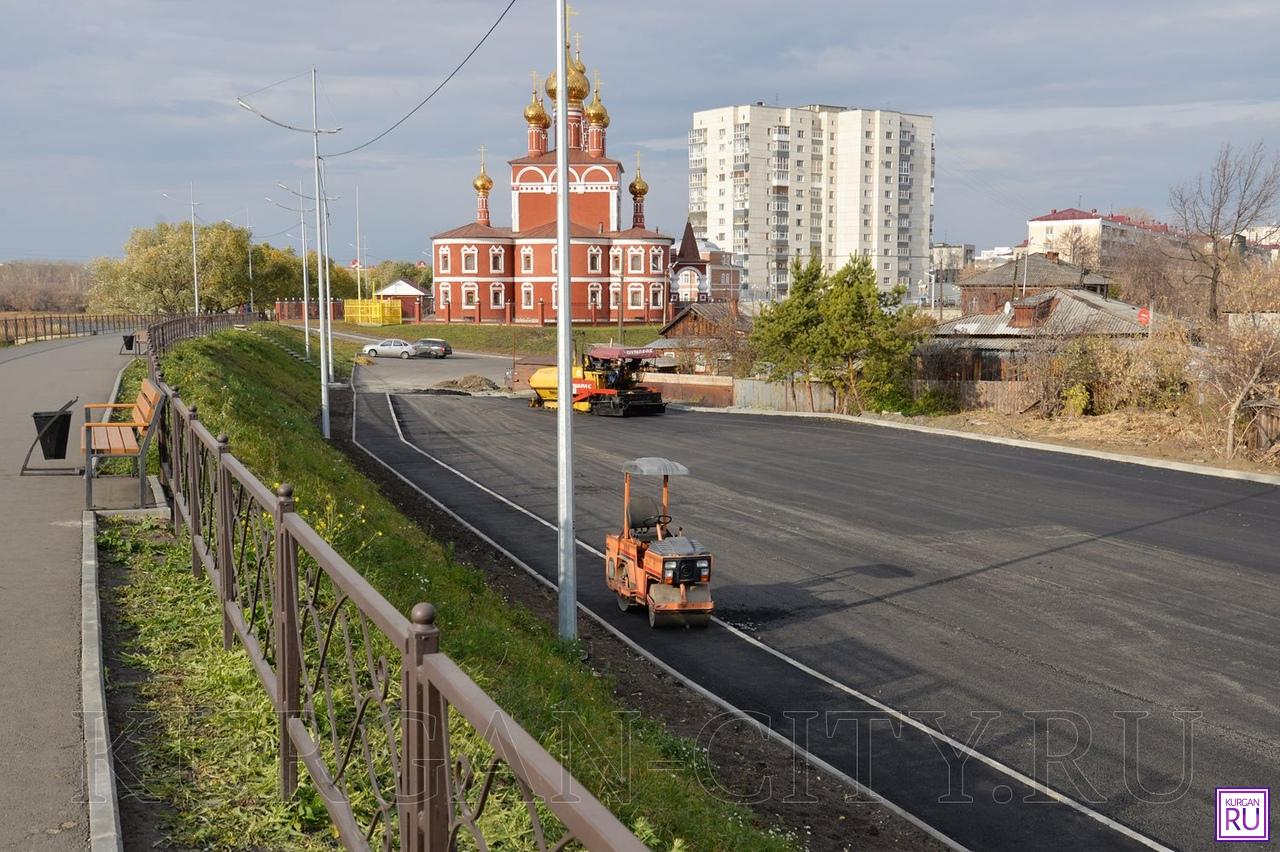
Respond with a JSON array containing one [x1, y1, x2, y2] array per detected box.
[[0, 312, 167, 345], [144, 316, 641, 851]]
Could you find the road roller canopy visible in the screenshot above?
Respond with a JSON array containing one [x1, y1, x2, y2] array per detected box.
[[587, 345, 658, 361], [622, 457, 689, 476]]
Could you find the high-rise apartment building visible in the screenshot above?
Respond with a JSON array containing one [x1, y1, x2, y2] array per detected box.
[[688, 103, 934, 297]]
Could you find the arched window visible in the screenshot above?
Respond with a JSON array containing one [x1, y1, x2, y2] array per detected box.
[[678, 269, 699, 300], [437, 246, 451, 273], [489, 245, 505, 273], [490, 282, 505, 309], [461, 282, 478, 308], [627, 283, 644, 309], [587, 246, 602, 274], [438, 282, 451, 306], [609, 247, 622, 274], [521, 282, 535, 309], [520, 246, 534, 274], [650, 282, 664, 309], [461, 245, 478, 274], [587, 283, 602, 308], [551, 284, 559, 310], [650, 247, 664, 273], [551, 246, 558, 274], [609, 282, 620, 309], [627, 248, 644, 273]]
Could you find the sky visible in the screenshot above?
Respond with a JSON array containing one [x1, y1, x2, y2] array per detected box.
[[2, 0, 1279, 265]]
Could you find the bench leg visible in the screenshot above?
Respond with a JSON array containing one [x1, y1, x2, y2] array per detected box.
[[137, 454, 146, 508], [84, 439, 93, 510]]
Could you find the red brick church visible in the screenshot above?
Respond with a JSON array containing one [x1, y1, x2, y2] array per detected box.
[[432, 32, 673, 325]]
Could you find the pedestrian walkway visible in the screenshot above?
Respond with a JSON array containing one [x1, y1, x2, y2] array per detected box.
[[0, 334, 134, 849]]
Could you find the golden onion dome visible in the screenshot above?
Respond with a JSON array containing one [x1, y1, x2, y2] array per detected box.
[[472, 165, 493, 194], [584, 85, 609, 127], [628, 169, 648, 198], [545, 53, 589, 105], [523, 91, 550, 129]]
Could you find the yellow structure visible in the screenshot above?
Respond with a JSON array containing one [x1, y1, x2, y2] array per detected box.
[[345, 299, 402, 326]]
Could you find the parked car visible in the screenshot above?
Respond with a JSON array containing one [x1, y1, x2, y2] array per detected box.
[[363, 339, 417, 359], [415, 338, 453, 358]]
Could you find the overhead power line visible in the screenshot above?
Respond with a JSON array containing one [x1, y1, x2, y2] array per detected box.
[[325, 0, 520, 158]]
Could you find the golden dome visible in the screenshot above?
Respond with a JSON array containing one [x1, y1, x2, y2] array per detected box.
[[523, 90, 550, 129], [472, 165, 493, 194], [628, 169, 648, 198], [544, 42, 590, 105], [584, 83, 609, 127]]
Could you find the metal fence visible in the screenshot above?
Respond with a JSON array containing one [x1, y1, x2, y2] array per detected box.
[[0, 312, 167, 345], [143, 316, 640, 851], [732, 377, 839, 413]]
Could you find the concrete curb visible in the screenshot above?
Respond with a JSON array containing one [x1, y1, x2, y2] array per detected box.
[[681, 405, 1280, 487], [80, 511, 123, 852]]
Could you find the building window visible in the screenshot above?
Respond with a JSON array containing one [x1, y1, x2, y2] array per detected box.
[[588, 283, 602, 307], [627, 283, 644, 309], [649, 247, 663, 273], [521, 282, 534, 309], [650, 282, 663, 309], [439, 282, 451, 306], [628, 248, 644, 273], [461, 246, 478, 274], [490, 283, 504, 309], [461, 282, 478, 308], [551, 284, 558, 310], [437, 247, 451, 273], [609, 283, 620, 309], [489, 246, 505, 273], [551, 247, 557, 274], [520, 246, 534, 274], [588, 246, 602, 274]]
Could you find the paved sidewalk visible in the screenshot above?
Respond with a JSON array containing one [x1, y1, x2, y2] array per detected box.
[[0, 334, 133, 849]]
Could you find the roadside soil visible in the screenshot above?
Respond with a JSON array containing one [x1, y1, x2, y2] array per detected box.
[[99, 531, 187, 852], [866, 407, 1280, 476], [329, 388, 944, 852]]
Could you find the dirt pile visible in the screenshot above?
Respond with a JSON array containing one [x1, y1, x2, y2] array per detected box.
[[434, 375, 501, 393]]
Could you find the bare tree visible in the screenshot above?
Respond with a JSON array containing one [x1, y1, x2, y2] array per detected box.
[[1169, 140, 1280, 321], [1050, 224, 1098, 271]]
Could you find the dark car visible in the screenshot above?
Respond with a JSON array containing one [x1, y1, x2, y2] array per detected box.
[[415, 338, 453, 358]]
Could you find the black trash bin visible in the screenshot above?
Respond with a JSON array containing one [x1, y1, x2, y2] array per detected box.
[[121, 333, 135, 352], [32, 409, 72, 460]]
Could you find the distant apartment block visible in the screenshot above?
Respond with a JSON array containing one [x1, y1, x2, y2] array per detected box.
[[1027, 208, 1172, 270], [688, 103, 934, 298], [930, 242, 974, 303]]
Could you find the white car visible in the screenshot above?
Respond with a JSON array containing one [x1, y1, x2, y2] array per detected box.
[[363, 339, 416, 359]]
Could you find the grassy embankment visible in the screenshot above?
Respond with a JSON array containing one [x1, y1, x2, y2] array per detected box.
[[305, 320, 664, 358], [104, 326, 794, 850]]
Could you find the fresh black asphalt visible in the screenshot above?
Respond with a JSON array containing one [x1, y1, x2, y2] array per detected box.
[[355, 391, 1280, 851]]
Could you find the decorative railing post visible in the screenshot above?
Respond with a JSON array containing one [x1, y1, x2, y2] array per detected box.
[[215, 433, 235, 650], [165, 388, 183, 535], [402, 602, 444, 852], [274, 484, 301, 799], [186, 404, 201, 577]]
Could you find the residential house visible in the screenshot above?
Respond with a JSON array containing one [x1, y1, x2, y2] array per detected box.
[[957, 252, 1110, 315]]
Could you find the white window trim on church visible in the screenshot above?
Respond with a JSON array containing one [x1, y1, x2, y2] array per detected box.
[[650, 282, 664, 309], [588, 283, 602, 307], [587, 246, 602, 274], [461, 245, 478, 274], [490, 283, 505, 309], [650, 248, 664, 273], [551, 284, 558, 310], [438, 248, 451, 274], [520, 246, 534, 274], [551, 247, 558, 274], [461, 282, 478, 308], [489, 246, 505, 273], [609, 283, 620, 309], [627, 248, 644, 273], [627, 283, 644, 309], [521, 282, 534, 309], [609, 247, 622, 273], [439, 282, 452, 306]]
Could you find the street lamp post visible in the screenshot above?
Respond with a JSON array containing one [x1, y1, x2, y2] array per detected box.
[[238, 70, 342, 438], [161, 185, 201, 314], [267, 186, 316, 358]]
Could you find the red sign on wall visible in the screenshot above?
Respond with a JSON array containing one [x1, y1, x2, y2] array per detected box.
[[1137, 307, 1151, 327]]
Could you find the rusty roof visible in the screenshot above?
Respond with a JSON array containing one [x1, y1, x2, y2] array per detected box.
[[934, 289, 1146, 339]]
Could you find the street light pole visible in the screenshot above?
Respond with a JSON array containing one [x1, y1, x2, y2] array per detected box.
[[310, 69, 331, 436], [266, 188, 315, 358], [553, 0, 577, 641], [189, 182, 200, 314]]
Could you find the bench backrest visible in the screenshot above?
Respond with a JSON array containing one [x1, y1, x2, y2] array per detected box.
[[131, 379, 164, 437]]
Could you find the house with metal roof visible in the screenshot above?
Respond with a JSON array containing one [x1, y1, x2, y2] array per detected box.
[[957, 252, 1111, 315]]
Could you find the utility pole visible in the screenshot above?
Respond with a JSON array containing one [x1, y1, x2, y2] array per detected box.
[[554, 0, 577, 641], [300, 183, 310, 358], [189, 183, 200, 314], [247, 208, 254, 313], [355, 185, 362, 300]]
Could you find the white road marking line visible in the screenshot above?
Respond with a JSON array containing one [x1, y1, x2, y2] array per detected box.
[[379, 392, 1173, 852]]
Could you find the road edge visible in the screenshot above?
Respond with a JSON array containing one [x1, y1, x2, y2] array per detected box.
[[81, 510, 123, 852], [680, 406, 1280, 487]]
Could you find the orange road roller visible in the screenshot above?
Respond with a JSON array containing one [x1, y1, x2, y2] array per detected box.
[[604, 457, 714, 628]]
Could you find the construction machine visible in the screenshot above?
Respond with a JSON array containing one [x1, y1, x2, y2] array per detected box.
[[605, 457, 714, 628], [528, 345, 665, 416]]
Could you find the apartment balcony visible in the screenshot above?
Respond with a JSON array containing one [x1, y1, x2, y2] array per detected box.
[[770, 172, 790, 187], [689, 202, 706, 214], [688, 129, 706, 144], [899, 191, 912, 202], [771, 128, 790, 142], [689, 158, 706, 170], [768, 201, 788, 212]]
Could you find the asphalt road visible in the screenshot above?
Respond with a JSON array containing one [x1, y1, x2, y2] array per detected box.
[[355, 391, 1280, 851]]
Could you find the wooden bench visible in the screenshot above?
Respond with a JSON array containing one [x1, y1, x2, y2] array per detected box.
[[83, 378, 165, 508]]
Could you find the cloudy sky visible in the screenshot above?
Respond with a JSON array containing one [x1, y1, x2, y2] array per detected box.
[[2, 0, 1278, 265]]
